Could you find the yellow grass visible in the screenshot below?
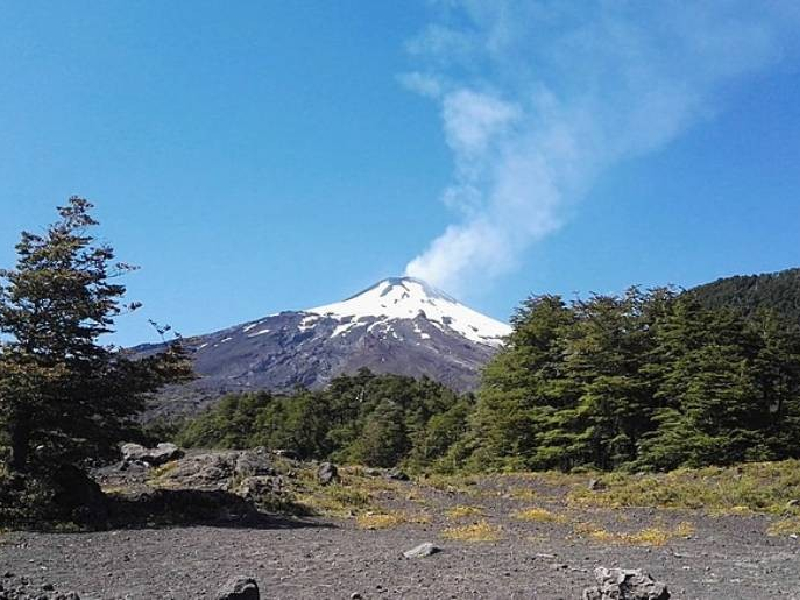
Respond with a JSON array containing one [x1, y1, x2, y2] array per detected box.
[[508, 488, 540, 501], [296, 485, 373, 517], [357, 512, 405, 529], [513, 507, 566, 523], [356, 510, 431, 529], [572, 521, 695, 546], [151, 460, 179, 478], [442, 520, 502, 542], [768, 516, 800, 536], [568, 460, 800, 514], [445, 505, 484, 519]]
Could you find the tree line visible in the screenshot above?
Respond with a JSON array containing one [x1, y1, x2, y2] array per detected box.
[[175, 369, 471, 470], [176, 287, 800, 473], [465, 288, 800, 472]]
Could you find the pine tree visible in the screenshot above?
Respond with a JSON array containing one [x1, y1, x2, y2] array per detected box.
[[355, 398, 407, 467], [555, 288, 666, 470], [0, 198, 193, 476], [636, 298, 767, 469], [469, 295, 574, 471]]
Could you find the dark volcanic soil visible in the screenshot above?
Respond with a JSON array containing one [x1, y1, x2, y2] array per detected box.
[[2, 459, 800, 599]]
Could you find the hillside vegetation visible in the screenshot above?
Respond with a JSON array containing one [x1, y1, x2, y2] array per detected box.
[[176, 284, 800, 475], [690, 267, 800, 323], [176, 370, 470, 470]]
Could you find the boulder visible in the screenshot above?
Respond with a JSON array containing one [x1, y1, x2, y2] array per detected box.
[[216, 577, 259, 600], [403, 543, 439, 559], [169, 453, 237, 488], [234, 451, 275, 477], [238, 476, 283, 502], [386, 468, 410, 481], [587, 478, 605, 491], [583, 567, 669, 600], [317, 462, 339, 486], [120, 443, 183, 467]]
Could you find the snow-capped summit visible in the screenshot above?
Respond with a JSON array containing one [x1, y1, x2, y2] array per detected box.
[[306, 276, 510, 346], [137, 277, 512, 417]]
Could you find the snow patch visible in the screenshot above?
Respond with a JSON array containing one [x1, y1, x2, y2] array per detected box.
[[247, 329, 271, 338], [306, 277, 509, 346], [298, 316, 319, 332], [243, 321, 265, 333]]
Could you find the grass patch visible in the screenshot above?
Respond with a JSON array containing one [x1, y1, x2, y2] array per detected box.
[[423, 474, 481, 496], [356, 510, 432, 530], [707, 505, 757, 517], [442, 519, 502, 542], [568, 460, 800, 514], [146, 460, 181, 489], [445, 505, 484, 519], [296, 485, 373, 517], [515, 471, 590, 487], [573, 521, 694, 546], [151, 460, 179, 478], [508, 488, 540, 501], [513, 507, 566, 523], [357, 512, 406, 529], [768, 517, 800, 536]]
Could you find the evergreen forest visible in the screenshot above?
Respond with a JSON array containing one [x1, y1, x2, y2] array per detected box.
[[176, 286, 800, 474]]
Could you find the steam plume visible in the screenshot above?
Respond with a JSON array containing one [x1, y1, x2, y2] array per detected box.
[[403, 1, 800, 293]]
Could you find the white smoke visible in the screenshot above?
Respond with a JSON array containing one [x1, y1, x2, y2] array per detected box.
[[403, 1, 800, 293]]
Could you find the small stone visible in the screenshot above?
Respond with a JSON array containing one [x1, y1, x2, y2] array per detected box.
[[217, 576, 260, 600], [42, 583, 55, 591], [403, 542, 440, 559], [386, 469, 410, 481], [351, 594, 363, 600], [317, 462, 339, 486]]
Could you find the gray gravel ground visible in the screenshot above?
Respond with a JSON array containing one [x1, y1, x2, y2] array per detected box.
[[2, 510, 799, 599], [4, 457, 800, 599]]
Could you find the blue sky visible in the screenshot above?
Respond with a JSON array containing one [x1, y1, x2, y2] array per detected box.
[[1, 2, 799, 346]]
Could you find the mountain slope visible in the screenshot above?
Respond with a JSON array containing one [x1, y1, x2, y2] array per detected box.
[[689, 267, 800, 322], [140, 277, 510, 417]]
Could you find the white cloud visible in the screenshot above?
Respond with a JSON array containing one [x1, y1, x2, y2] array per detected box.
[[397, 71, 443, 98], [403, 1, 800, 294], [442, 89, 520, 157]]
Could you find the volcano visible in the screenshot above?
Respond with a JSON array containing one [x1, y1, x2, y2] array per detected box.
[[138, 277, 511, 417]]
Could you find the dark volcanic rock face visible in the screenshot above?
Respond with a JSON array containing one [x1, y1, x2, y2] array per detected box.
[[136, 278, 510, 417]]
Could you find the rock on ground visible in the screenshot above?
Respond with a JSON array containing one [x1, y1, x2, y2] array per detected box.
[[317, 462, 338, 485], [120, 443, 184, 467], [583, 567, 670, 600], [216, 576, 259, 600], [403, 543, 440, 559]]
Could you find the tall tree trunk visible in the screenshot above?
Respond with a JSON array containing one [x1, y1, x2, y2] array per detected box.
[[8, 410, 30, 473]]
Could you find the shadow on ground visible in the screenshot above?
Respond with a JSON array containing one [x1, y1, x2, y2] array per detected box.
[[1, 487, 334, 532], [104, 488, 334, 530]]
